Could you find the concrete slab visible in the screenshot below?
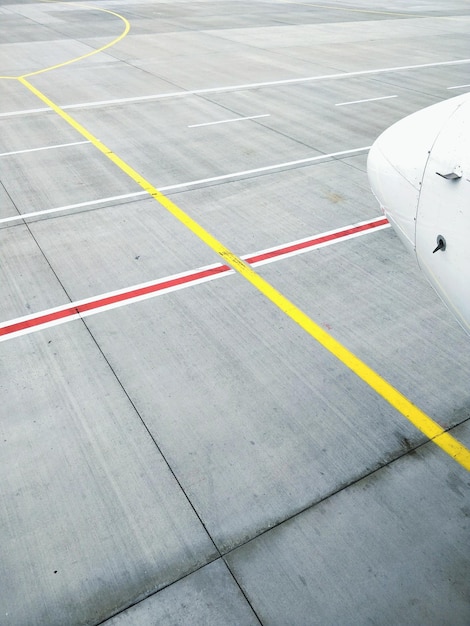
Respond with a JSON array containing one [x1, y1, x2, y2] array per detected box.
[[98, 30, 255, 63], [0, 141, 139, 214], [0, 322, 217, 626], [103, 559, 259, 625], [114, 0, 398, 32], [0, 224, 71, 320], [0, 38, 117, 76], [77, 277, 423, 553], [161, 159, 379, 252], [127, 52, 330, 93], [371, 62, 470, 98], [202, 70, 468, 154], [24, 196, 222, 299], [0, 106, 84, 151], [28, 62, 182, 108], [0, 12, 58, 45], [203, 79, 403, 153], [209, 17, 470, 49], [291, 34, 470, 76], [68, 99, 324, 189], [226, 422, 470, 626], [0, 77, 50, 114], [2, 1, 80, 24], [0, 182, 16, 219]]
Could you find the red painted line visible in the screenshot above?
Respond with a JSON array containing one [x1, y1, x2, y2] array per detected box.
[[2, 308, 80, 336], [77, 265, 230, 312], [246, 218, 389, 264], [0, 217, 389, 340], [0, 265, 230, 338]]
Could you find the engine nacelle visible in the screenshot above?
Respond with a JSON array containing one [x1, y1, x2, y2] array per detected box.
[[368, 93, 470, 335]]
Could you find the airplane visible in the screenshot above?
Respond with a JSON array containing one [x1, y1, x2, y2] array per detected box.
[[367, 92, 470, 336]]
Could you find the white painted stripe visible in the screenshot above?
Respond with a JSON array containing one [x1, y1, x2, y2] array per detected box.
[[447, 84, 470, 90], [0, 192, 147, 225], [5, 315, 83, 341], [1, 58, 469, 117], [0, 140, 90, 157], [188, 114, 270, 128], [335, 95, 398, 107], [158, 146, 371, 190], [1, 269, 233, 342], [252, 224, 390, 266], [58, 60, 470, 109], [1, 261, 226, 329], [0, 146, 370, 224], [0, 106, 51, 117], [0, 217, 389, 341], [246, 217, 390, 267]]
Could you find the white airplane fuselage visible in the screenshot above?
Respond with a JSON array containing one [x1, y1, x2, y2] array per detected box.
[[367, 93, 470, 335]]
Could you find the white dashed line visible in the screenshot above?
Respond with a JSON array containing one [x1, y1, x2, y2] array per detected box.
[[188, 114, 271, 128], [0, 140, 90, 157], [335, 95, 398, 107]]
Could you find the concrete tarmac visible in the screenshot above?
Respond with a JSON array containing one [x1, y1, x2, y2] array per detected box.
[[0, 1, 469, 624]]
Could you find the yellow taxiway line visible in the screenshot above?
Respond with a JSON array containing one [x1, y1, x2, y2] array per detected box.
[[4, 2, 470, 471]]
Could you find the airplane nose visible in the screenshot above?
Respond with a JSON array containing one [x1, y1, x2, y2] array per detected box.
[[367, 98, 455, 255]]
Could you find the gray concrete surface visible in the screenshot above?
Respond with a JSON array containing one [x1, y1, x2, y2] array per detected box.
[[104, 560, 260, 626], [1, 1, 469, 625], [225, 422, 470, 626]]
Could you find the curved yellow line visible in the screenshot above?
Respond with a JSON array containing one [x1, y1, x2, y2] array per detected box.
[[19, 3, 130, 79]]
